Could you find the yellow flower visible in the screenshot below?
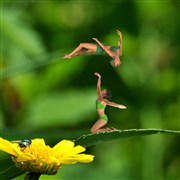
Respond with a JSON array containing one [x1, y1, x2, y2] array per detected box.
[[0, 137, 94, 175]]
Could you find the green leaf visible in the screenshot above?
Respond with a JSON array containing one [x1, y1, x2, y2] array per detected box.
[[0, 165, 25, 180], [74, 129, 180, 147]]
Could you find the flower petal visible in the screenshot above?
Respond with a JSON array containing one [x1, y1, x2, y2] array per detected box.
[[77, 154, 95, 163], [62, 145, 85, 157], [69, 145, 85, 154], [60, 154, 94, 164], [60, 156, 79, 164], [0, 137, 22, 156], [53, 140, 74, 154]]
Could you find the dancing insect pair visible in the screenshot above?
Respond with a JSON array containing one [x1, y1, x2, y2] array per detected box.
[[64, 30, 127, 133]]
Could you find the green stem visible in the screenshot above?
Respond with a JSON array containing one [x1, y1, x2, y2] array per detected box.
[[24, 172, 41, 180]]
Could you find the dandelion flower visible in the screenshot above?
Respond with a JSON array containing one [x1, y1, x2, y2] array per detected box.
[[0, 137, 94, 175]]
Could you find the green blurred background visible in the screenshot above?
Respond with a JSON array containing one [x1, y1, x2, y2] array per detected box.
[[1, 1, 180, 179]]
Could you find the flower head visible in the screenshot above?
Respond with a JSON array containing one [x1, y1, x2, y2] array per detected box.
[[0, 137, 94, 175]]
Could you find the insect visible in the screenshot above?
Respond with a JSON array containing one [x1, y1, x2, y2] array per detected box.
[[11, 139, 32, 148]]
